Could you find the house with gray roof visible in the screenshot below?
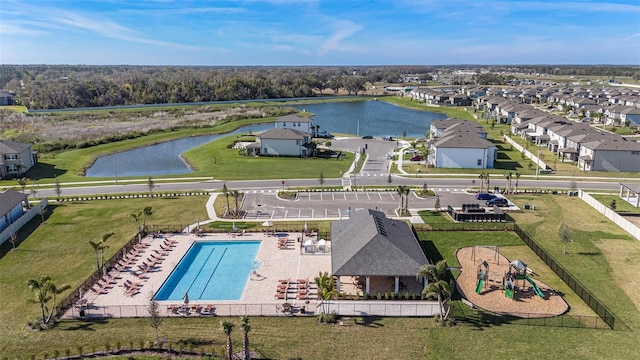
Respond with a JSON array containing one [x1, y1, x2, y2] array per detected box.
[[0, 190, 29, 233], [578, 137, 640, 172], [331, 209, 429, 296], [428, 119, 497, 169], [274, 114, 314, 134], [0, 90, 15, 106], [0, 140, 37, 179], [252, 128, 313, 157]]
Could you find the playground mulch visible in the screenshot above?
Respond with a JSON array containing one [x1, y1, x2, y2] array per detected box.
[[455, 246, 569, 318]]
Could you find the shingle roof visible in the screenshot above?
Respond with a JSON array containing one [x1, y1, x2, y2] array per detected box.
[[0, 190, 28, 217], [0, 140, 31, 154], [433, 133, 495, 149], [277, 114, 313, 123], [331, 209, 429, 276], [258, 128, 308, 140]]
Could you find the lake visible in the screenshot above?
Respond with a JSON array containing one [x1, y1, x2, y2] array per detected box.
[[292, 101, 447, 138], [85, 100, 447, 177]]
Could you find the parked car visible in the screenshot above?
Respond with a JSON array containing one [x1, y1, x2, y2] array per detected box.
[[486, 197, 509, 207], [383, 136, 394, 141], [405, 148, 418, 155], [475, 193, 497, 200], [410, 155, 424, 161], [361, 135, 373, 139]]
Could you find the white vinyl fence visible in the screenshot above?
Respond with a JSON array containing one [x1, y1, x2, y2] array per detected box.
[[579, 190, 640, 241], [0, 198, 48, 246]]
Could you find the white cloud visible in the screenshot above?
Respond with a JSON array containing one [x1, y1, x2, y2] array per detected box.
[[318, 19, 364, 55]]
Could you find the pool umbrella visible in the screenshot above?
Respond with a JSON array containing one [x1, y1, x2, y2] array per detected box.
[[183, 292, 190, 305], [304, 222, 308, 231]]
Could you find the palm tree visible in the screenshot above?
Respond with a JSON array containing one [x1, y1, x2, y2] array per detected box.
[[142, 206, 153, 230], [477, 173, 485, 192], [417, 260, 452, 321], [44, 281, 70, 324], [314, 271, 337, 316], [232, 190, 240, 216], [504, 172, 512, 194], [89, 232, 114, 276], [222, 184, 230, 217], [396, 185, 405, 212], [220, 320, 234, 360], [241, 316, 251, 360], [130, 209, 142, 233], [27, 275, 52, 326], [403, 186, 411, 213], [514, 172, 521, 194]]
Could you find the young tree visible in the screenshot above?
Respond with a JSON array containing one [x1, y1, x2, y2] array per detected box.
[[559, 223, 573, 255], [45, 280, 70, 324], [15, 177, 30, 194], [387, 173, 393, 189], [318, 171, 325, 187], [220, 320, 234, 360], [147, 295, 163, 344], [241, 316, 251, 360], [403, 186, 411, 213], [147, 176, 156, 196], [434, 195, 441, 212], [9, 232, 18, 251], [54, 177, 62, 200], [609, 199, 617, 212]]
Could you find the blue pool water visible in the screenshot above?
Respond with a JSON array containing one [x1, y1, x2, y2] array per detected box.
[[154, 241, 260, 301]]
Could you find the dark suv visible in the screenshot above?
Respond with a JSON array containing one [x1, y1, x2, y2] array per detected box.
[[486, 197, 509, 207]]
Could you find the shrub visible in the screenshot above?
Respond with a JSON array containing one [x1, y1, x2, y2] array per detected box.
[[376, 291, 382, 300]]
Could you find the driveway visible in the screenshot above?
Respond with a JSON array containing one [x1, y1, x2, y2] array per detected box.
[[329, 137, 396, 176]]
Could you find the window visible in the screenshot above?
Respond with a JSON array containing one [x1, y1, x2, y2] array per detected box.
[[297, 122, 301, 126], [4, 154, 17, 160], [477, 159, 482, 166], [296, 140, 301, 145]]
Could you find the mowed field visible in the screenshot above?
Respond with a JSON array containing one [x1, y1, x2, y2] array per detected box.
[[1, 194, 639, 358]]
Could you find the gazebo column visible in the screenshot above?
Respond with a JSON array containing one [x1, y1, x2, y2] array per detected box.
[[336, 277, 341, 293], [619, 185, 624, 197], [365, 276, 370, 296], [394, 276, 399, 294]]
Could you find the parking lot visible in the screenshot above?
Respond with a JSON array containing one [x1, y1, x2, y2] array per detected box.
[[241, 189, 505, 221]]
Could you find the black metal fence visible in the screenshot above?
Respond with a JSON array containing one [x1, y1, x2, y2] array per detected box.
[[513, 224, 621, 330], [451, 301, 610, 329], [413, 221, 515, 232]]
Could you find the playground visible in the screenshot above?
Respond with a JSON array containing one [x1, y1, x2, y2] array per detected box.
[[456, 246, 569, 318]]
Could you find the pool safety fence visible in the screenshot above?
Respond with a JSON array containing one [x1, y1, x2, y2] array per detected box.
[[63, 300, 443, 319]]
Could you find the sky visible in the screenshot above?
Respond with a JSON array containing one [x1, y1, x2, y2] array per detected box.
[[1, 0, 639, 65]]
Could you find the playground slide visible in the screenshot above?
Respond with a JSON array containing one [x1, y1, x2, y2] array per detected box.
[[524, 275, 545, 298], [475, 279, 484, 294]]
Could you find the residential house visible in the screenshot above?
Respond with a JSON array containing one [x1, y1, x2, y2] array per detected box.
[[253, 128, 313, 157], [578, 137, 640, 172], [274, 114, 314, 134], [0, 90, 15, 106], [0, 140, 37, 179], [0, 190, 29, 233], [430, 121, 497, 169], [331, 209, 429, 296]]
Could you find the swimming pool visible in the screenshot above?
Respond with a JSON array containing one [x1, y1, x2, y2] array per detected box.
[[154, 241, 260, 301]]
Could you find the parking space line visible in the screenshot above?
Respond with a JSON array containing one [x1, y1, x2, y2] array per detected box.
[[325, 209, 328, 218], [343, 193, 346, 200], [366, 193, 371, 200], [297, 209, 301, 218], [284, 209, 288, 218], [331, 193, 334, 201], [378, 192, 383, 200], [354, 192, 359, 200]]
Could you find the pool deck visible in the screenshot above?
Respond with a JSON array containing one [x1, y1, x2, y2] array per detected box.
[[66, 232, 330, 318]]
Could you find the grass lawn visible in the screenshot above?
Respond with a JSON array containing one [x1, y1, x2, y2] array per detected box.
[[182, 133, 354, 180], [0, 196, 208, 357], [2, 194, 640, 358], [591, 194, 640, 215], [509, 193, 640, 329]]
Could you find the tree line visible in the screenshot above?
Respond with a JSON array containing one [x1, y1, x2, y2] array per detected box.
[[2, 65, 637, 110]]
